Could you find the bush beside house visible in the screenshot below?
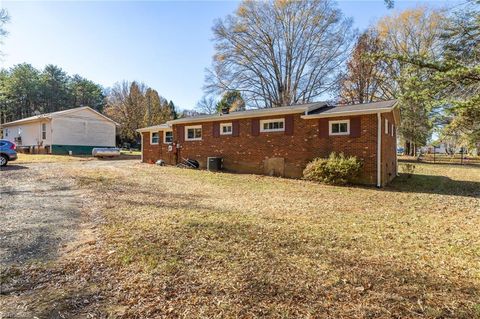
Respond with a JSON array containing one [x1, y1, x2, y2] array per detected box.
[[303, 153, 363, 185]]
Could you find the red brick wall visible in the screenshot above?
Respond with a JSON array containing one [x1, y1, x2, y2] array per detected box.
[[381, 112, 398, 185], [141, 131, 175, 165], [141, 111, 398, 186]]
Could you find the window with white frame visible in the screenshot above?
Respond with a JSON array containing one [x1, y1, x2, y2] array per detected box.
[[164, 131, 173, 144], [329, 120, 350, 136], [260, 118, 284, 132], [151, 132, 159, 144], [185, 125, 202, 141], [220, 123, 232, 135], [4, 128, 8, 137], [41, 123, 47, 140], [391, 124, 394, 137], [385, 119, 389, 134]]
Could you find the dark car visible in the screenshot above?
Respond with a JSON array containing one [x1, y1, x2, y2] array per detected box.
[[0, 139, 18, 166]]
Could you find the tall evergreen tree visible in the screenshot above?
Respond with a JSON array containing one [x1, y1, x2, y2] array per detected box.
[[2, 63, 41, 120], [168, 100, 177, 120], [40, 64, 70, 113], [217, 91, 245, 112], [0, 64, 105, 123], [69, 75, 105, 111]]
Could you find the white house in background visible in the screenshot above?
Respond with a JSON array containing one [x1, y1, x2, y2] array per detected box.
[[0, 107, 118, 155]]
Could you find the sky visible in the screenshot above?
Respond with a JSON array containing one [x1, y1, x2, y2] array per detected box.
[[1, 0, 457, 111]]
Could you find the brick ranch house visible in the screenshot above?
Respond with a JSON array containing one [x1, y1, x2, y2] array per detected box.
[[137, 100, 400, 187]]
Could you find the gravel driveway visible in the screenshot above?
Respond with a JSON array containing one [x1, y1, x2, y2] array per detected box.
[[0, 163, 84, 267]]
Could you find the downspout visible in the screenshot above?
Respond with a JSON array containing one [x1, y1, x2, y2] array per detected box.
[[140, 132, 144, 163], [377, 112, 382, 188]]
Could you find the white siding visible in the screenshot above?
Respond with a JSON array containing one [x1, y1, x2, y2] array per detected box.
[[2, 121, 52, 147], [51, 109, 115, 146]]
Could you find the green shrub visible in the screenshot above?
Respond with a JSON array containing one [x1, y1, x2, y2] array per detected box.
[[303, 152, 363, 185]]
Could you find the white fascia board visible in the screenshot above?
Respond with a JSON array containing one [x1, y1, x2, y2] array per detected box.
[[300, 107, 396, 119], [136, 125, 172, 133], [1, 116, 52, 127], [167, 108, 307, 125]]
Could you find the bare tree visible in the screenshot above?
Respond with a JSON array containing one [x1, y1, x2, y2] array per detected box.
[[374, 7, 447, 154], [0, 9, 10, 56], [196, 95, 218, 114], [205, 0, 354, 108], [104, 81, 147, 142], [339, 30, 390, 104]]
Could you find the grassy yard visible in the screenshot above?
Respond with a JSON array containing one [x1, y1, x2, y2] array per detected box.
[[13, 152, 140, 164], [2, 160, 480, 318], [14, 153, 93, 164]]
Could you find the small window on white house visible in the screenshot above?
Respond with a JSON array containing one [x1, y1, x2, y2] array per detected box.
[[4, 128, 8, 137], [385, 119, 389, 134], [329, 120, 350, 136], [260, 118, 285, 132], [220, 123, 233, 135], [164, 131, 173, 144], [41, 123, 47, 140], [185, 125, 202, 141], [151, 132, 159, 144]]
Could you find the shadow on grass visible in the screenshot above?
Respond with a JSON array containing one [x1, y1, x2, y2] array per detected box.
[[387, 173, 480, 198], [97, 154, 141, 161], [0, 164, 29, 171], [399, 158, 480, 167]]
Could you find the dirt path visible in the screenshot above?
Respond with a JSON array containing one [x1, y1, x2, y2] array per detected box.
[[0, 163, 84, 267], [0, 159, 138, 318]]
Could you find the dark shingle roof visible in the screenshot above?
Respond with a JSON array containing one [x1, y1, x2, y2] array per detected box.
[[308, 100, 397, 115]]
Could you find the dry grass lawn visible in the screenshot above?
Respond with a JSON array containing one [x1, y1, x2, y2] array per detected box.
[[1, 159, 479, 318]]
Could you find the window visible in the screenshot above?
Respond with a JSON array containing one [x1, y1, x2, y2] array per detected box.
[[151, 132, 159, 144], [41, 123, 47, 140], [329, 120, 350, 136], [185, 125, 202, 141], [385, 119, 389, 134], [260, 118, 285, 132], [391, 124, 394, 137], [4, 128, 8, 137], [220, 123, 232, 135], [164, 131, 173, 144]]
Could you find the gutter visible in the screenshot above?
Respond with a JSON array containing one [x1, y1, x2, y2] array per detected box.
[[167, 108, 308, 125], [1, 116, 52, 127], [301, 107, 396, 119], [377, 112, 382, 188], [140, 132, 144, 162]]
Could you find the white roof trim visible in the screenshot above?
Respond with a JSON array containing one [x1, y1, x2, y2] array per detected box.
[[136, 124, 171, 133], [167, 107, 322, 125], [301, 104, 398, 119], [1, 106, 119, 127]]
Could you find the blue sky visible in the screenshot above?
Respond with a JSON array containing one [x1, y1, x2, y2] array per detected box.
[[1, 0, 455, 110]]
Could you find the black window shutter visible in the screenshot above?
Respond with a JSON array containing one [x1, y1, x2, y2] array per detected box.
[[284, 115, 294, 136], [251, 118, 260, 136], [176, 125, 184, 142], [213, 122, 220, 138], [232, 120, 240, 137], [350, 117, 361, 137], [318, 119, 329, 138]]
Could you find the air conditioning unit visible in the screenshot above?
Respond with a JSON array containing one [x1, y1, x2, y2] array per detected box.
[[207, 157, 223, 171]]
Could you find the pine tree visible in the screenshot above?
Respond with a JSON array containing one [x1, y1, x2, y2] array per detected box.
[[216, 91, 245, 112], [168, 100, 177, 120]]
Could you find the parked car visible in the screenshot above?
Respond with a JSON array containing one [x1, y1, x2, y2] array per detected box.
[[0, 139, 18, 166]]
